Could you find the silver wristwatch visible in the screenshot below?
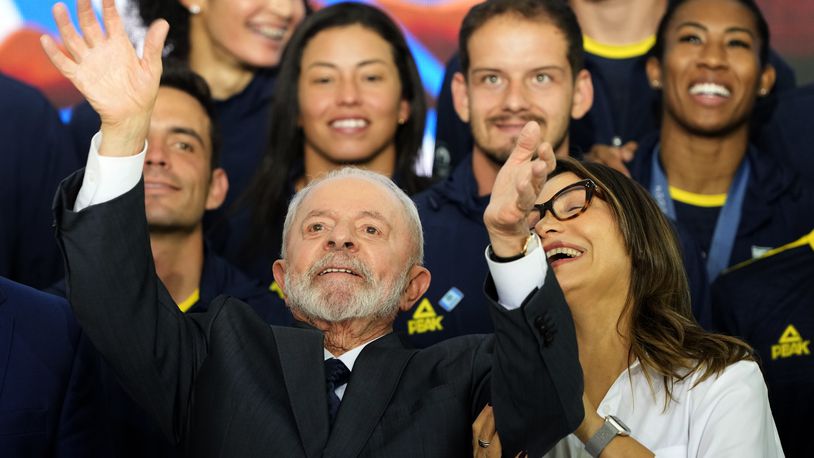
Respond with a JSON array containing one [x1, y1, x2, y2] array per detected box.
[[584, 415, 630, 457]]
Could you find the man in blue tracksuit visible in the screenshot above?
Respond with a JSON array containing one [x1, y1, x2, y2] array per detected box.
[[395, 0, 595, 347]]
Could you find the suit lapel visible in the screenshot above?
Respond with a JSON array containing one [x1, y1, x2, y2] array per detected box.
[[0, 287, 11, 396], [324, 333, 417, 457], [274, 326, 330, 458]]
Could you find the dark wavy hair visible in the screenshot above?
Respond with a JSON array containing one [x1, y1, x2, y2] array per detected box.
[[652, 0, 770, 68], [134, 0, 312, 60], [552, 158, 754, 406], [242, 2, 428, 255]]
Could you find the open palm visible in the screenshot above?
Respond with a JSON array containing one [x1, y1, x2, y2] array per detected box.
[[41, 0, 168, 155]]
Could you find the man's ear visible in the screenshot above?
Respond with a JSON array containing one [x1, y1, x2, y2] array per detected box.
[[205, 168, 229, 210], [398, 265, 431, 313], [451, 72, 471, 123], [272, 259, 287, 297], [570, 69, 594, 120]]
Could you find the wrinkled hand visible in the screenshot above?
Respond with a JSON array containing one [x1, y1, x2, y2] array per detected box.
[[484, 121, 556, 257], [584, 141, 637, 177], [41, 0, 168, 156]]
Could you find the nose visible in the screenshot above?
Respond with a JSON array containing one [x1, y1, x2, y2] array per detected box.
[[337, 78, 360, 106], [325, 223, 357, 252], [697, 40, 727, 69], [145, 142, 168, 168], [533, 211, 564, 239], [503, 79, 531, 113]]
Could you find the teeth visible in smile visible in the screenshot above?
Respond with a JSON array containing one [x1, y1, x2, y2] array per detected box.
[[545, 247, 582, 260], [331, 119, 368, 129], [254, 25, 286, 40], [319, 268, 354, 275], [689, 83, 731, 97]]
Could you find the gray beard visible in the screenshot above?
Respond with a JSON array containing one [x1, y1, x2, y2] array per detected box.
[[284, 254, 409, 323]]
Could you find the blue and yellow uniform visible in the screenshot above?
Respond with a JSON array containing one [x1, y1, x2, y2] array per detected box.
[[395, 156, 493, 347], [629, 133, 814, 273], [0, 74, 77, 289], [711, 230, 814, 458], [49, 246, 290, 458]]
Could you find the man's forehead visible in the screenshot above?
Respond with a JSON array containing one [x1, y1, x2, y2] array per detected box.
[[468, 15, 569, 67], [299, 176, 402, 217]]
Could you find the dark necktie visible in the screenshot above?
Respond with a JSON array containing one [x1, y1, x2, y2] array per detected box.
[[324, 358, 350, 427]]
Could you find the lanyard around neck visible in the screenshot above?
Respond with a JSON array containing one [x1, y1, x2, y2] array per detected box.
[[649, 145, 751, 282]]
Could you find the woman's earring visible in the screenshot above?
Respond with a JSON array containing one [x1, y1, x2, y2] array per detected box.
[[651, 79, 661, 89], [759, 87, 768, 96], [189, 4, 201, 14]]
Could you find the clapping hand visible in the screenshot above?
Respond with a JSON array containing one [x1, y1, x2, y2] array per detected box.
[[484, 121, 556, 258], [40, 0, 168, 157]]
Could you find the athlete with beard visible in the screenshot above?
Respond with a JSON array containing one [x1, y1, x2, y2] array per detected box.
[[395, 0, 593, 348]]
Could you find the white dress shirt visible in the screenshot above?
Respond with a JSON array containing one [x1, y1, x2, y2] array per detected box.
[[543, 359, 784, 458]]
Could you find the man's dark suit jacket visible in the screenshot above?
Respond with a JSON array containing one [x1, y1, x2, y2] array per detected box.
[[54, 170, 584, 457], [0, 276, 101, 457]]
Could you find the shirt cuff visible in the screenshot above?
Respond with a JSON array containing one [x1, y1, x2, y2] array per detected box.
[[74, 132, 146, 212], [485, 233, 548, 310]]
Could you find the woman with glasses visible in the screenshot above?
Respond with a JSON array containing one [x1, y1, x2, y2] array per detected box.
[[474, 129, 782, 456]]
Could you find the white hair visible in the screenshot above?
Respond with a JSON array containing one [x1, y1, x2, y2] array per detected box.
[[280, 167, 424, 267]]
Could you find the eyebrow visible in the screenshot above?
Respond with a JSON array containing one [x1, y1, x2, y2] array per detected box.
[[301, 209, 390, 225], [676, 21, 756, 38], [470, 65, 567, 75], [305, 58, 390, 71], [168, 126, 206, 147]]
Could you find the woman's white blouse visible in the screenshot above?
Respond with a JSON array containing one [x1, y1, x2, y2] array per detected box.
[[544, 360, 784, 457]]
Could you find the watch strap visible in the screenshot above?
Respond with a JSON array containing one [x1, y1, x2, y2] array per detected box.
[[585, 416, 628, 457]]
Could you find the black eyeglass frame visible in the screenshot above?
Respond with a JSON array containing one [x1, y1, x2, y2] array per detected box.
[[533, 178, 602, 221]]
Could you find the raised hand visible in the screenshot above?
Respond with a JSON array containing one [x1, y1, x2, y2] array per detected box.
[[484, 121, 556, 258], [40, 0, 169, 157]]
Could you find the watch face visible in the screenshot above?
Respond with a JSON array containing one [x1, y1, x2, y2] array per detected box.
[[607, 415, 631, 436]]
